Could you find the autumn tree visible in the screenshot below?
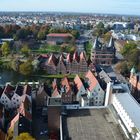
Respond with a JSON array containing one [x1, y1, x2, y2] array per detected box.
[[1, 42, 10, 56], [19, 60, 33, 75], [16, 133, 35, 140], [20, 45, 31, 56]]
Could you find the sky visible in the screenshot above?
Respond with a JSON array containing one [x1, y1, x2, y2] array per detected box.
[[0, 0, 140, 15]]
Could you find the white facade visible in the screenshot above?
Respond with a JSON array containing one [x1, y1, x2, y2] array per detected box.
[[110, 84, 140, 140]]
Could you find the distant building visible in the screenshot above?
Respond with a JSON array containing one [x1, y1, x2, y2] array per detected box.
[[46, 33, 73, 45], [91, 37, 115, 66]]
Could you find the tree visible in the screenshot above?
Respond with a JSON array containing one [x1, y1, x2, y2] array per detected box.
[[71, 30, 80, 39], [1, 42, 10, 56], [97, 22, 105, 29], [19, 61, 33, 75], [121, 42, 137, 56], [16, 133, 35, 140], [21, 45, 31, 56], [85, 42, 92, 57], [103, 32, 112, 42], [37, 31, 46, 40]]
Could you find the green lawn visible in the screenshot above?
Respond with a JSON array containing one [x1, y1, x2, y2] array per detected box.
[[33, 73, 84, 79]]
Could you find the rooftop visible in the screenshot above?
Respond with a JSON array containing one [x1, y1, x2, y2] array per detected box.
[[115, 92, 140, 130], [62, 109, 126, 140]]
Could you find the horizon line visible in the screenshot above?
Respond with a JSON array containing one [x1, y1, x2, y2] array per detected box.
[[0, 10, 140, 17]]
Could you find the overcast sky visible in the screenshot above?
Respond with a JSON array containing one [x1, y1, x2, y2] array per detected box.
[[0, 0, 140, 15]]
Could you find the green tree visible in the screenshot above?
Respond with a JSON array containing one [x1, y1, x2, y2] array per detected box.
[[97, 22, 105, 29], [1, 42, 10, 56], [16, 133, 35, 140], [21, 45, 31, 56], [37, 31, 46, 40], [85, 42, 92, 57], [121, 42, 137, 56], [19, 61, 33, 75], [71, 30, 80, 39]]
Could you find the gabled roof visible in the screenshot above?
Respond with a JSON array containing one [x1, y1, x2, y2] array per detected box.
[[52, 79, 58, 90], [18, 95, 32, 121], [3, 84, 15, 99], [52, 87, 61, 97], [66, 53, 72, 63], [23, 85, 31, 96], [73, 52, 79, 62], [15, 85, 24, 96], [85, 70, 98, 91], [61, 77, 71, 93], [48, 54, 57, 66], [74, 75, 84, 91], [79, 52, 86, 61], [58, 55, 66, 66]]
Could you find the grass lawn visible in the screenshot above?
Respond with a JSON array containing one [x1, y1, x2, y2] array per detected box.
[[33, 73, 84, 79]]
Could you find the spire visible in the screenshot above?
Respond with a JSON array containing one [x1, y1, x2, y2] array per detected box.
[[108, 37, 114, 48]]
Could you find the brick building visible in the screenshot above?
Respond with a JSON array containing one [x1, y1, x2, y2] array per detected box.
[[91, 37, 115, 66], [42, 52, 92, 74], [47, 33, 73, 45]]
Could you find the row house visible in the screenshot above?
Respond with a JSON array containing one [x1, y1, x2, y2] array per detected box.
[[49, 70, 105, 106], [0, 84, 32, 110], [51, 77, 74, 104], [8, 94, 32, 140], [85, 70, 105, 106], [42, 51, 91, 74], [91, 37, 116, 66]]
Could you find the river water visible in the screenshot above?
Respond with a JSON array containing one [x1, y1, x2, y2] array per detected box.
[[0, 69, 42, 85]]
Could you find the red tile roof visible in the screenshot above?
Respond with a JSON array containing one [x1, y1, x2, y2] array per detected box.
[[74, 75, 84, 90], [47, 33, 73, 37], [61, 77, 71, 93], [52, 87, 60, 97], [85, 70, 98, 91]]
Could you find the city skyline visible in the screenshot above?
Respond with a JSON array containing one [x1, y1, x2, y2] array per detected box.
[[0, 0, 140, 15]]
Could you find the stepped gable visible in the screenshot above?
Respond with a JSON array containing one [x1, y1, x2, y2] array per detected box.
[[48, 54, 58, 66]]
